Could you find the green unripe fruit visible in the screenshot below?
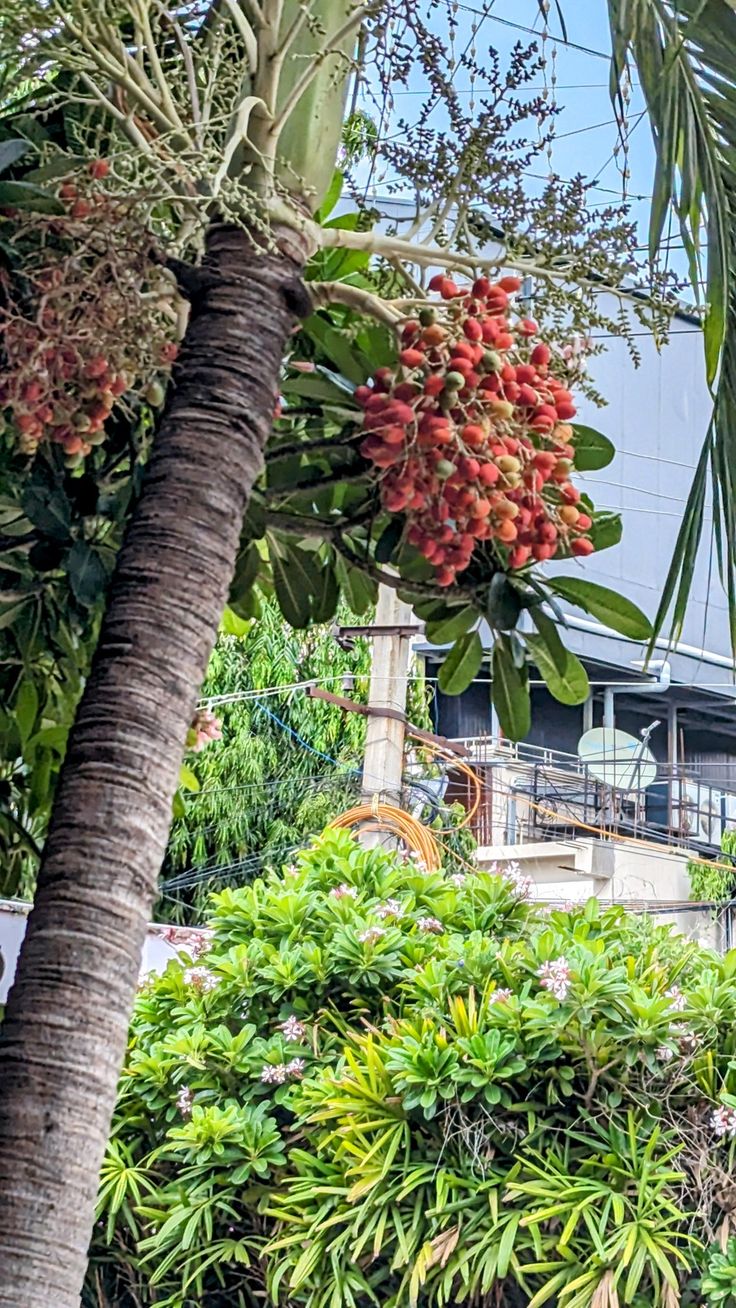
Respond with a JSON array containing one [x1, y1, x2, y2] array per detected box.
[[419, 306, 437, 327], [145, 380, 166, 407], [444, 371, 465, 391], [87, 430, 107, 445], [436, 459, 456, 479], [483, 350, 502, 371], [73, 413, 91, 431], [64, 452, 84, 469]]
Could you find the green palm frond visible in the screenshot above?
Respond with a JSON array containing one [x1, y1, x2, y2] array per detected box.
[[606, 0, 736, 644]]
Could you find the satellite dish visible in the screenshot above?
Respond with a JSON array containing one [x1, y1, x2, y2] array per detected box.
[[577, 727, 658, 792]]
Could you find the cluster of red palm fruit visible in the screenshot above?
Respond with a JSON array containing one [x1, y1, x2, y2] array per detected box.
[[0, 161, 176, 465], [355, 274, 595, 585]]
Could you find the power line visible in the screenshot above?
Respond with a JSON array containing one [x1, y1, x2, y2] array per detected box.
[[455, 4, 612, 61]]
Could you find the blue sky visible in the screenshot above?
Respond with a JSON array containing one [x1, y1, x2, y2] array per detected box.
[[358, 1, 683, 280]]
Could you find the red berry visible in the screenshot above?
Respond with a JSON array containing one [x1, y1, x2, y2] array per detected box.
[[399, 348, 425, 368], [571, 537, 595, 556], [463, 318, 483, 342], [89, 159, 110, 179]]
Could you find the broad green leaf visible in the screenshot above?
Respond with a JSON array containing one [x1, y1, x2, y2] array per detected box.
[[311, 563, 339, 624], [547, 576, 653, 640], [271, 545, 320, 629], [438, 630, 483, 695], [15, 679, 39, 745], [178, 764, 200, 793], [492, 637, 531, 739], [281, 370, 357, 406], [588, 511, 622, 553], [529, 608, 569, 673], [525, 633, 589, 706], [0, 138, 30, 174], [0, 179, 63, 212], [229, 543, 260, 607], [303, 314, 373, 386], [571, 424, 615, 471], [220, 605, 252, 638], [425, 606, 478, 646], [335, 557, 377, 614], [315, 168, 343, 221], [487, 573, 522, 631], [66, 540, 108, 608], [0, 598, 31, 630], [22, 485, 72, 541], [375, 518, 404, 565]]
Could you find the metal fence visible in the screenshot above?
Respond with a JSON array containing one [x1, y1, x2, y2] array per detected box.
[[444, 735, 736, 858]]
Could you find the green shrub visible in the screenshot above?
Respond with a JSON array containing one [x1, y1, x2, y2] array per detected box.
[[687, 828, 736, 904], [87, 829, 736, 1308]]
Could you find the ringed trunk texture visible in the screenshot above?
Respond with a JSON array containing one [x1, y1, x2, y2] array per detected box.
[[0, 222, 308, 1308]]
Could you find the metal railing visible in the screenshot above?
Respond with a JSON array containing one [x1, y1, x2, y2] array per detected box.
[[446, 735, 736, 856]]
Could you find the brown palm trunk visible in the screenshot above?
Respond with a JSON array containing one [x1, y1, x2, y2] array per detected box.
[[0, 222, 308, 1308]]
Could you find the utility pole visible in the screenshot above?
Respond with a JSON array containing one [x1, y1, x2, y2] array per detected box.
[[361, 584, 415, 804]]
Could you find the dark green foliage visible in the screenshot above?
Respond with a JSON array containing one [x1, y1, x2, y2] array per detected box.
[[161, 601, 433, 922], [87, 829, 736, 1308]]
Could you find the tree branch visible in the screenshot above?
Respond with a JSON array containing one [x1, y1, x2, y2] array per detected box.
[[333, 536, 477, 601], [266, 434, 361, 461], [309, 280, 402, 326], [263, 467, 367, 500]]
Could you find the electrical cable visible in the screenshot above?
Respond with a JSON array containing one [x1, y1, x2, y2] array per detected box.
[[331, 801, 443, 870]]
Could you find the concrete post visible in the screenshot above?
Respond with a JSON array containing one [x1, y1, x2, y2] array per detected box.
[[361, 585, 414, 803]]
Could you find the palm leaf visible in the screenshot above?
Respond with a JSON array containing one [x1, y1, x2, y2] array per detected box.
[[605, 0, 736, 643]]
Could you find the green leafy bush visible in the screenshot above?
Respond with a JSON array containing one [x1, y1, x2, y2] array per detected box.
[[87, 829, 736, 1308], [687, 828, 736, 904]]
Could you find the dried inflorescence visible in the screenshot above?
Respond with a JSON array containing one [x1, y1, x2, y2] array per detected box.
[[0, 162, 177, 462]]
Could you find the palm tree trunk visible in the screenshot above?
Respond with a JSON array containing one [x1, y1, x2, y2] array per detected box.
[[0, 221, 309, 1308]]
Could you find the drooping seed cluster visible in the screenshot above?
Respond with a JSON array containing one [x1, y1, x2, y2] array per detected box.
[[0, 161, 175, 464], [356, 275, 595, 586]]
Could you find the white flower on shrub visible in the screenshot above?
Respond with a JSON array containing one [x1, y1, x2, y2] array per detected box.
[[502, 861, 534, 900], [279, 1015, 306, 1041], [711, 1105, 736, 1139], [183, 966, 220, 993], [261, 1059, 305, 1085], [358, 925, 386, 943], [538, 957, 572, 1002], [449, 873, 467, 887], [665, 985, 687, 1013], [656, 1044, 675, 1063], [176, 1086, 194, 1116], [331, 883, 357, 900], [405, 852, 430, 873], [489, 987, 513, 1005], [375, 898, 403, 919], [260, 1064, 288, 1085], [417, 916, 444, 934]]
